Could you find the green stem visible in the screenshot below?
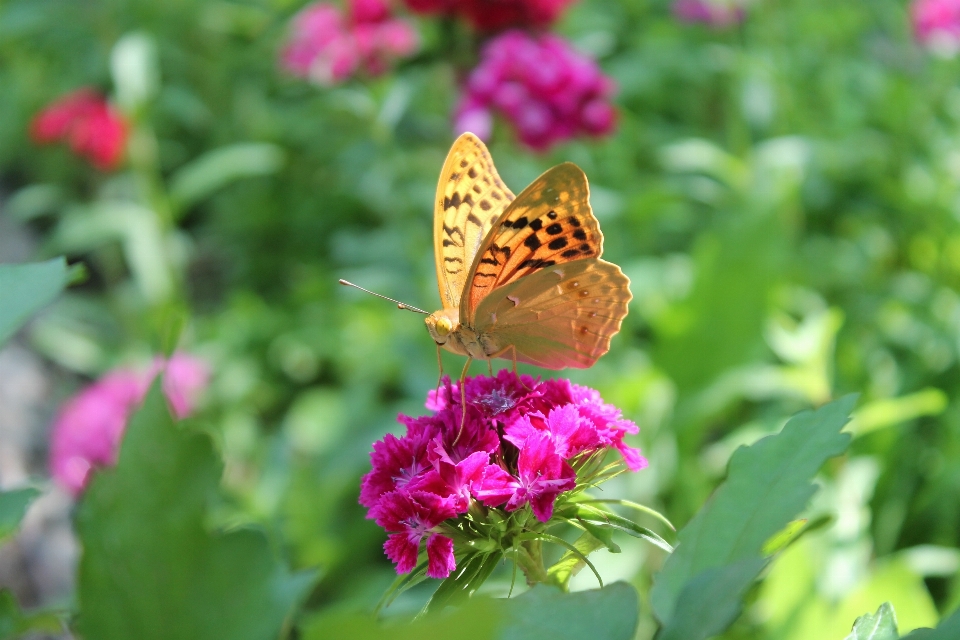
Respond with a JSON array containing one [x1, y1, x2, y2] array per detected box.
[[515, 539, 550, 586]]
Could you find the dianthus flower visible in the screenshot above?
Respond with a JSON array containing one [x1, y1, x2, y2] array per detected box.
[[401, 0, 576, 31], [49, 353, 209, 496], [281, 0, 418, 85], [454, 31, 617, 151], [361, 372, 659, 588], [30, 89, 128, 171], [672, 0, 746, 28], [912, 0, 960, 56]]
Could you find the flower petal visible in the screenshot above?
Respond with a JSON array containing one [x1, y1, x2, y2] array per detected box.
[[426, 534, 456, 579]]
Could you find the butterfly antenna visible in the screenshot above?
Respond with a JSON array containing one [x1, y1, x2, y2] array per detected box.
[[338, 279, 429, 314]]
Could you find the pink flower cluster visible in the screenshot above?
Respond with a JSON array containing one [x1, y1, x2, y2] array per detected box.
[[281, 0, 418, 85], [672, 0, 746, 28], [454, 31, 617, 152], [49, 353, 209, 496], [360, 371, 646, 579], [912, 0, 960, 56], [30, 89, 128, 171], [402, 0, 576, 31]]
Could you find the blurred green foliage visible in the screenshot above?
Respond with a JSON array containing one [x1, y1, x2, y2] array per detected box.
[[3, 0, 960, 637]]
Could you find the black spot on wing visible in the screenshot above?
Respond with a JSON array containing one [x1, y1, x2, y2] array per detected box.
[[573, 229, 587, 241], [546, 223, 562, 235], [524, 234, 541, 250], [548, 237, 568, 250]]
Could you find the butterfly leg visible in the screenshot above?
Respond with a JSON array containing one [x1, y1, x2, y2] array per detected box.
[[487, 359, 493, 376], [435, 344, 445, 396], [509, 346, 532, 391], [454, 357, 473, 444]]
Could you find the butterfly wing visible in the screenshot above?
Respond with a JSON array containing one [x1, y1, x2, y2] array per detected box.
[[434, 133, 515, 309], [472, 258, 632, 369], [461, 162, 603, 317]]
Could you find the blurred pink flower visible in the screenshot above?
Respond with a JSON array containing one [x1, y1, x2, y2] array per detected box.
[[454, 31, 617, 151], [30, 89, 128, 171], [672, 0, 746, 28], [912, 0, 960, 56], [281, 0, 418, 85], [49, 353, 209, 496]]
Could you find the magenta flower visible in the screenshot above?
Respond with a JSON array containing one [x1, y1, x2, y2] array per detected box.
[[49, 353, 209, 495], [454, 31, 617, 151], [281, 0, 418, 85], [361, 372, 649, 579], [912, 0, 960, 56], [672, 0, 746, 28], [475, 432, 576, 522], [372, 490, 458, 578]]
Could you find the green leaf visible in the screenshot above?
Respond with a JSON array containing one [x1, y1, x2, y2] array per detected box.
[[169, 143, 285, 214], [657, 558, 767, 640], [575, 519, 621, 554], [76, 382, 315, 640], [0, 258, 67, 346], [0, 488, 40, 543], [501, 582, 640, 640], [576, 506, 673, 553], [845, 602, 900, 640], [650, 396, 855, 627], [547, 532, 606, 590], [427, 552, 502, 613]]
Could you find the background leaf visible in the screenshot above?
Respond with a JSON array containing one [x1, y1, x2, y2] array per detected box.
[[0, 487, 39, 543], [75, 382, 315, 640], [0, 257, 67, 346]]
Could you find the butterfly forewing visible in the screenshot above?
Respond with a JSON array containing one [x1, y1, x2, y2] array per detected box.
[[462, 163, 602, 319], [434, 133, 515, 309], [473, 258, 632, 369]]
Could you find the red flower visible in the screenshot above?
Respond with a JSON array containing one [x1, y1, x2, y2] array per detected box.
[[30, 89, 128, 171], [401, 0, 576, 30]]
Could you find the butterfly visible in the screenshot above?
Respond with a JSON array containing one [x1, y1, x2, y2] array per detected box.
[[422, 132, 632, 372]]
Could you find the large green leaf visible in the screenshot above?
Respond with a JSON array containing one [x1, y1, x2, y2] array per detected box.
[[0, 487, 40, 543], [169, 143, 285, 214], [76, 382, 315, 640], [501, 582, 640, 640], [301, 582, 639, 640], [0, 258, 67, 346], [845, 602, 900, 640], [657, 558, 766, 640], [650, 396, 855, 627]]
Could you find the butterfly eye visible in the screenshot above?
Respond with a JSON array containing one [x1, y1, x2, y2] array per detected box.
[[435, 317, 453, 336]]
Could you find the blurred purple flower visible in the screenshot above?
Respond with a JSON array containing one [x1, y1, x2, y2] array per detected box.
[[672, 0, 746, 28], [281, 0, 418, 85], [454, 31, 617, 151], [49, 353, 209, 496]]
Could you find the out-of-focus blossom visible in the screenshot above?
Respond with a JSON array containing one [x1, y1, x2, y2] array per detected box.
[[912, 0, 960, 57], [49, 353, 209, 496], [30, 89, 128, 171], [401, 0, 576, 31], [281, 0, 418, 85], [453, 31, 617, 151], [360, 372, 646, 579], [672, 0, 746, 28]]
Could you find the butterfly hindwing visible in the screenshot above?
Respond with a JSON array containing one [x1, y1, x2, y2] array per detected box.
[[472, 258, 632, 369], [462, 163, 602, 318], [434, 133, 515, 309]]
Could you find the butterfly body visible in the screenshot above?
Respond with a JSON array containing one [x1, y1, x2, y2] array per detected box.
[[427, 133, 631, 370]]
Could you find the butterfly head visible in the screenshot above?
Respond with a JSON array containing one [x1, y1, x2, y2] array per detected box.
[[425, 309, 460, 346]]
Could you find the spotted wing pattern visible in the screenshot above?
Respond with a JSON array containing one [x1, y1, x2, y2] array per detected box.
[[472, 258, 632, 369], [462, 163, 602, 318], [434, 133, 515, 309]]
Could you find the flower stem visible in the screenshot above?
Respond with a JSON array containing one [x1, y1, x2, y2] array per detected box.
[[515, 539, 550, 586]]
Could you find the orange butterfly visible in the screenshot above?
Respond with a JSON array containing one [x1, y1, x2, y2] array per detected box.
[[342, 133, 631, 376]]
